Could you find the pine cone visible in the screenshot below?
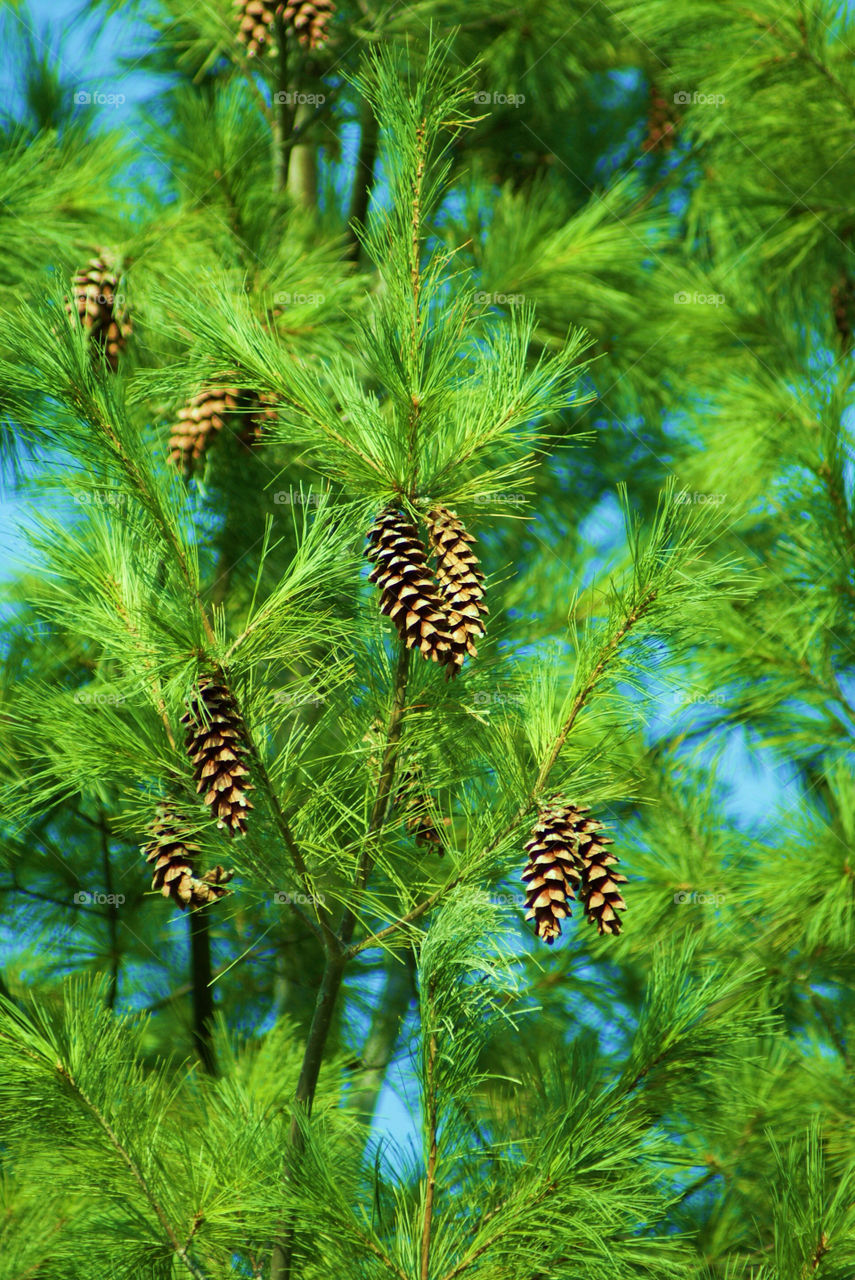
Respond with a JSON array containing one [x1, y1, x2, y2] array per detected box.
[[282, 0, 335, 48], [234, 0, 278, 55], [521, 804, 584, 945], [425, 506, 488, 677], [365, 507, 454, 667], [396, 767, 448, 853], [169, 387, 240, 477], [643, 84, 678, 154], [168, 388, 276, 477], [181, 675, 254, 836], [65, 252, 131, 371], [574, 807, 627, 936], [142, 806, 234, 909], [234, 0, 334, 54]]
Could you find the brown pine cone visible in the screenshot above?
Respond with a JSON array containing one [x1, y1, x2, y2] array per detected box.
[[181, 674, 254, 836], [65, 251, 131, 372], [142, 805, 234, 909], [365, 506, 454, 668], [425, 505, 488, 677], [521, 804, 584, 945]]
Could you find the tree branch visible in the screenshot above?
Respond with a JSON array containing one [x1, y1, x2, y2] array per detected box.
[[189, 905, 217, 1075]]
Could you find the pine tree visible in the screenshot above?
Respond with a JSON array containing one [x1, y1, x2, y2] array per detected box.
[[1, 2, 855, 1278]]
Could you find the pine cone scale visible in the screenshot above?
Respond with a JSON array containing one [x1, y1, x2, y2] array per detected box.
[[142, 806, 234, 909], [425, 506, 487, 677]]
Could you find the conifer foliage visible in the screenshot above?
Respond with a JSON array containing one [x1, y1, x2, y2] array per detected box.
[[5, 3, 855, 1278]]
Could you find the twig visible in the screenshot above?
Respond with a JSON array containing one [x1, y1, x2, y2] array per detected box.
[[188, 906, 217, 1075], [532, 589, 658, 796]]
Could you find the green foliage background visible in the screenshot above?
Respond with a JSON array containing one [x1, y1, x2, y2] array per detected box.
[[0, 1, 854, 1276]]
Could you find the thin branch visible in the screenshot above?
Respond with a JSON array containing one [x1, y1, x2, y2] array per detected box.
[[242, 737, 332, 947], [188, 906, 217, 1075], [532, 588, 658, 796], [346, 878, 460, 960]]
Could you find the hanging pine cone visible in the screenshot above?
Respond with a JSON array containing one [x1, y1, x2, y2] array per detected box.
[[282, 0, 335, 48], [574, 807, 627, 937], [181, 674, 254, 836], [396, 767, 449, 853], [168, 388, 277, 477], [365, 507, 454, 668], [142, 806, 234, 909], [425, 506, 488, 677], [522, 802, 626, 943], [169, 387, 241, 477], [521, 804, 584, 945], [234, 0, 278, 55], [234, 0, 334, 53], [65, 251, 131, 372], [642, 84, 679, 154]]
